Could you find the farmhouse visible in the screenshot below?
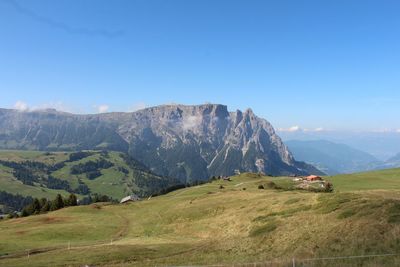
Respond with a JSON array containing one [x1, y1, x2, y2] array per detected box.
[[120, 194, 141, 204], [306, 175, 322, 182]]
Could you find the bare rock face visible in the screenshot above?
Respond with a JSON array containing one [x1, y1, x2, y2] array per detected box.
[[0, 104, 321, 182]]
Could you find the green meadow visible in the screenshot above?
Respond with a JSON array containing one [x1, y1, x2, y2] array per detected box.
[[1, 170, 400, 266]]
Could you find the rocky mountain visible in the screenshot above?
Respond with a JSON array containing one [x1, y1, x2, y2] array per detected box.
[[285, 140, 382, 175], [0, 104, 321, 182]]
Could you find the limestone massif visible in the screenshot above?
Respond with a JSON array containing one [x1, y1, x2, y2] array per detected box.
[[0, 104, 321, 182]]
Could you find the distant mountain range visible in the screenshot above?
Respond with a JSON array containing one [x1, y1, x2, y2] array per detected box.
[[279, 130, 400, 161], [285, 140, 382, 175], [377, 153, 400, 170], [0, 104, 321, 183]]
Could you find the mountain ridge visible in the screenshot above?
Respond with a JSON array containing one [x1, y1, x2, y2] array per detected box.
[[0, 104, 322, 182]]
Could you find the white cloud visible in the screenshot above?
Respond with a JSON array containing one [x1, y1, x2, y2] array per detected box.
[[288, 126, 301, 132], [396, 129, 400, 133], [95, 105, 110, 113], [182, 115, 202, 131], [14, 101, 29, 111], [278, 126, 302, 132], [308, 127, 325, 132], [277, 126, 326, 133], [129, 102, 147, 112]]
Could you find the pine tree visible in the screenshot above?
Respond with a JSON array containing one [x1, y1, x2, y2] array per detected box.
[[32, 198, 41, 214], [67, 194, 78, 206], [51, 194, 64, 211], [40, 198, 50, 213]]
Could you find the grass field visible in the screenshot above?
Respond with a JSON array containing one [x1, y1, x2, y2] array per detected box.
[[328, 168, 400, 191], [1, 170, 400, 266]]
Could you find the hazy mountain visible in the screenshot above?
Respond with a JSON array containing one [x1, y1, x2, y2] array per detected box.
[[285, 140, 382, 175], [377, 153, 400, 169], [0, 104, 321, 183], [388, 153, 400, 163], [279, 130, 400, 161]]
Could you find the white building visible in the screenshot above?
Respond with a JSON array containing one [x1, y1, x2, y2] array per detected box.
[[120, 194, 141, 204]]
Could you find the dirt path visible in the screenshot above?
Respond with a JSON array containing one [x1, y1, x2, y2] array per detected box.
[[113, 213, 130, 240]]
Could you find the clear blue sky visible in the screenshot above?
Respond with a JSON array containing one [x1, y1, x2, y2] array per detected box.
[[0, 0, 399, 131]]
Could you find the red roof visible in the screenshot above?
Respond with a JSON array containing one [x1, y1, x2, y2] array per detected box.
[[307, 175, 322, 181]]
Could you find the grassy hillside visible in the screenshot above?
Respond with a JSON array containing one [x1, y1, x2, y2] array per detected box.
[[1, 171, 400, 266], [0, 150, 175, 203], [328, 168, 400, 191]]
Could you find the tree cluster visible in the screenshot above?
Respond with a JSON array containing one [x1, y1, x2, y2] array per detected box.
[[120, 153, 149, 172], [47, 175, 71, 190], [21, 193, 78, 217], [80, 193, 116, 205], [13, 167, 40, 185], [70, 159, 114, 180], [66, 151, 94, 162], [0, 191, 33, 212]]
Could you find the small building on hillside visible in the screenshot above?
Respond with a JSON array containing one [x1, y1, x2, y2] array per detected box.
[[120, 194, 141, 204], [306, 175, 322, 182]]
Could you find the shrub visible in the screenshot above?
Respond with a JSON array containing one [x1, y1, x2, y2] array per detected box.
[[266, 181, 281, 189], [258, 185, 265, 190], [324, 182, 334, 192]]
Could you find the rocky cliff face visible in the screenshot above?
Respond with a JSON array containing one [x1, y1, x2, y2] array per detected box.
[[0, 104, 321, 182]]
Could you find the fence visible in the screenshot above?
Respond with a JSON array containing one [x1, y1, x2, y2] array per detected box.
[[167, 253, 400, 267]]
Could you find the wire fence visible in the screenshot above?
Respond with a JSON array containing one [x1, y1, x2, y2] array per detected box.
[[167, 253, 400, 267], [3, 242, 400, 267]]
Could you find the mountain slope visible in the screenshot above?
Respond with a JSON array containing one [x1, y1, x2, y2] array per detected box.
[[0, 150, 176, 204], [0, 104, 321, 182], [383, 153, 400, 168], [2, 171, 400, 266], [285, 140, 381, 174]]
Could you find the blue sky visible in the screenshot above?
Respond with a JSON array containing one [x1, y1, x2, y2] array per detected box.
[[0, 0, 399, 131]]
